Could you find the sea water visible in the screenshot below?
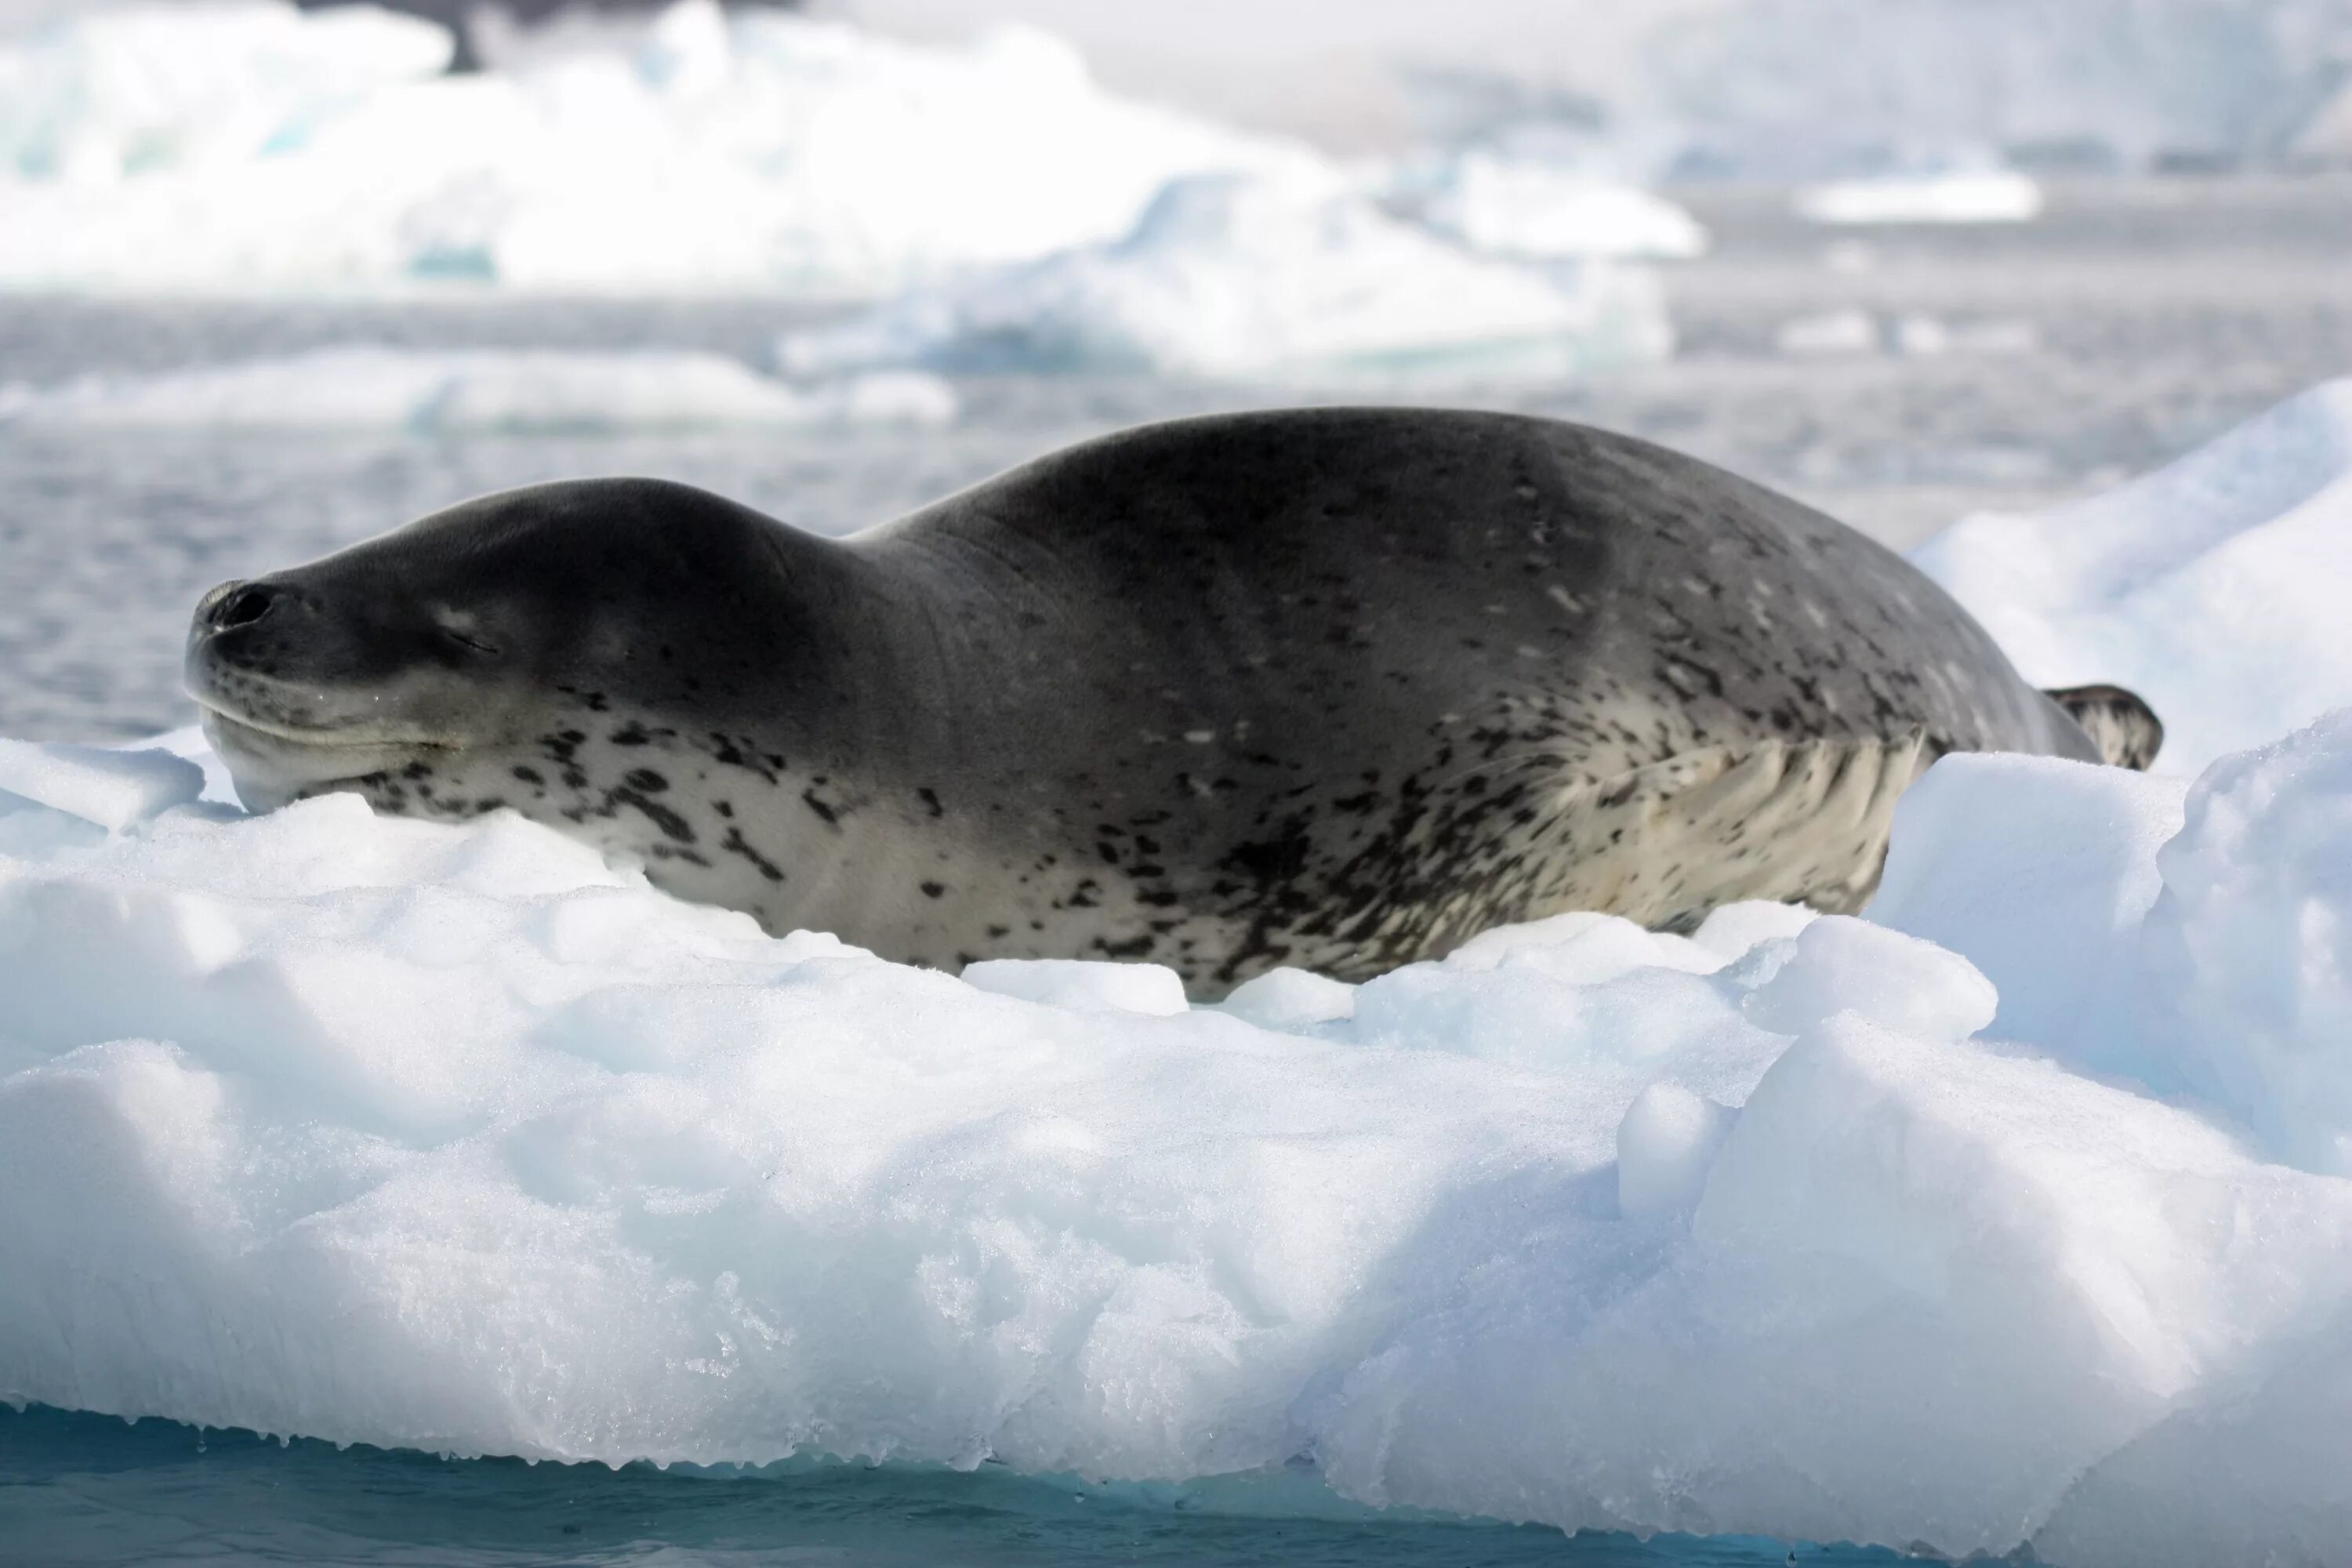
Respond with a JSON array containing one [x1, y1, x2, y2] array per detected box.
[[0, 1405, 1929, 1566]]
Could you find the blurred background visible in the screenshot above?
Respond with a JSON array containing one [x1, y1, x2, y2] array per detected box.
[[2, 0, 2347, 741]]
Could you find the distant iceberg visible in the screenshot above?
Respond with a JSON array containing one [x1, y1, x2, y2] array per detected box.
[[777, 169, 1674, 383], [1774, 309, 2039, 357], [1642, 0, 2347, 178], [1795, 166, 2045, 224], [0, 346, 958, 430], [0, 0, 1308, 294], [1412, 151, 1709, 260]]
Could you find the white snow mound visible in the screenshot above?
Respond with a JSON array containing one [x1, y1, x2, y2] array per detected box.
[[777, 169, 1674, 383], [0, 0, 1307, 294], [7, 706, 2352, 1564], [0, 346, 956, 431], [1913, 378, 2352, 773]]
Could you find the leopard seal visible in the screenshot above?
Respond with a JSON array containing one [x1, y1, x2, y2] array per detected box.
[[185, 407, 2158, 996]]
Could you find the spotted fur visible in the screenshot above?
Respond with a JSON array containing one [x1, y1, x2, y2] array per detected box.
[[187, 408, 2148, 996]]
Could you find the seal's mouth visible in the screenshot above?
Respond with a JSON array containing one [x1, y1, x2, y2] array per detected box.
[[188, 685, 459, 754], [194, 697, 462, 813], [192, 697, 449, 750]]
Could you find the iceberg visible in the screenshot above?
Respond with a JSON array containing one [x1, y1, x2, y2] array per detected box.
[[0, 345, 958, 431], [776, 170, 1675, 382], [0, 0, 1308, 294], [1912, 379, 2352, 774], [1642, 0, 2347, 177], [0, 0, 455, 184]]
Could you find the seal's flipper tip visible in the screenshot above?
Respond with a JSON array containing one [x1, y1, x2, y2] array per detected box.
[[2045, 684, 2164, 770]]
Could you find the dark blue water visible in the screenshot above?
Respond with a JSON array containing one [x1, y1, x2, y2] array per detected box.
[[0, 1406, 1933, 1568]]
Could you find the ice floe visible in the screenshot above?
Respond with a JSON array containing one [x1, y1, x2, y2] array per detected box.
[[1775, 309, 2039, 358], [5, 702, 2352, 1565], [0, 346, 957, 430], [776, 169, 1674, 382], [1794, 167, 2045, 224]]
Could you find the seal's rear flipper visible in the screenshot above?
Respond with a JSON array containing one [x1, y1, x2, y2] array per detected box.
[[2045, 684, 2163, 770]]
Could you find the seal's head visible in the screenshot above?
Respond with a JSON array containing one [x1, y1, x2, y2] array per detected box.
[[186, 477, 811, 815]]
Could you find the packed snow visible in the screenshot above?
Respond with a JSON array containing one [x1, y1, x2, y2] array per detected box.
[[0, 346, 958, 432], [776, 169, 1674, 382], [0, 0, 1308, 294], [1914, 378, 2352, 773]]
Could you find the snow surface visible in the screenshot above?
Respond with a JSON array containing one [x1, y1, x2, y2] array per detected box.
[[0, 0, 1307, 294], [1914, 378, 2352, 774], [8, 717, 2352, 1561], [0, 346, 957, 431], [776, 169, 1674, 382]]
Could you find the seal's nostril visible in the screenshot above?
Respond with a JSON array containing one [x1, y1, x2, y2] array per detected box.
[[211, 583, 280, 631]]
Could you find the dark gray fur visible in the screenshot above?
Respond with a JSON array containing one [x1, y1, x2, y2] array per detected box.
[[187, 408, 2147, 995]]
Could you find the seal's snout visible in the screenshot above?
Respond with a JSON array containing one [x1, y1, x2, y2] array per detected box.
[[187, 575, 326, 716], [201, 579, 283, 632]]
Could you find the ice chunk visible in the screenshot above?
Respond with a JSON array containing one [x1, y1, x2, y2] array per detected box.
[[1308, 1006, 2352, 1555], [1869, 752, 2189, 1057], [0, 740, 205, 833], [1216, 967, 1357, 1033], [2034, 1313, 2352, 1568], [1892, 313, 2038, 355], [0, 347, 957, 431], [1416, 151, 1708, 260], [1775, 308, 1878, 356], [1615, 1082, 1736, 1217], [1688, 900, 1818, 961], [1742, 915, 1996, 1042], [1915, 379, 2352, 772], [961, 958, 1188, 1016], [133, 725, 245, 808], [1794, 169, 2044, 224], [2138, 712, 2352, 1174], [776, 169, 1674, 383]]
